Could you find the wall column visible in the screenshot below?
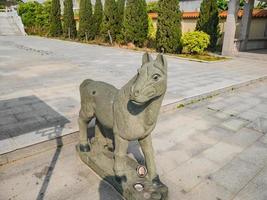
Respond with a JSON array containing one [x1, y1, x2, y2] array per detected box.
[[222, 0, 239, 56], [239, 0, 255, 51]]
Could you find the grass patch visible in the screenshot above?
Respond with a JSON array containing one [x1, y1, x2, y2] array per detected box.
[[176, 53, 227, 62]]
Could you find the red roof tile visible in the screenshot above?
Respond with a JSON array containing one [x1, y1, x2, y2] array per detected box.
[[148, 9, 267, 20]]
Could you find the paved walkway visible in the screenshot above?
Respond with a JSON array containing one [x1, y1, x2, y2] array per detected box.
[[0, 36, 267, 154], [1, 79, 266, 200]]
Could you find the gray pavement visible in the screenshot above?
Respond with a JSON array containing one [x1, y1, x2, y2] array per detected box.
[[1, 79, 267, 200], [0, 36, 267, 154]]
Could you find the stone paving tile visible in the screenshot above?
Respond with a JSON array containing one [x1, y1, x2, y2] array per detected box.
[[182, 180, 235, 200], [233, 167, 267, 200], [221, 118, 250, 132], [238, 142, 267, 168], [211, 158, 261, 194], [238, 109, 264, 121], [202, 142, 243, 165], [204, 126, 235, 141], [222, 127, 263, 148], [247, 117, 267, 134], [164, 156, 220, 192]]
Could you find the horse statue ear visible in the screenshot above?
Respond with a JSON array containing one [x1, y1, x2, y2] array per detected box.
[[156, 54, 167, 71], [142, 52, 153, 65]]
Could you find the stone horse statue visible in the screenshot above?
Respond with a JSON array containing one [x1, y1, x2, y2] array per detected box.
[[78, 52, 167, 184]]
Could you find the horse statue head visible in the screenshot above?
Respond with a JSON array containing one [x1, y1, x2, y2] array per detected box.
[[130, 53, 167, 105]]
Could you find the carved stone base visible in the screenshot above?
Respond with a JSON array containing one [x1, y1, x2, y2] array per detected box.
[[76, 145, 168, 200]]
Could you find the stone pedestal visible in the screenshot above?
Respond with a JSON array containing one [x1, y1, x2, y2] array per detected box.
[[76, 145, 168, 200]]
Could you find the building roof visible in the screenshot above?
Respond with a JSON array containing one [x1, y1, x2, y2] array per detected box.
[[148, 9, 267, 20]]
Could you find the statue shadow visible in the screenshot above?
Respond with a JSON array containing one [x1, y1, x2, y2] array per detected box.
[[0, 95, 71, 200], [99, 176, 126, 200]]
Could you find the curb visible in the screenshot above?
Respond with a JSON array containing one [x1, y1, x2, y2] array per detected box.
[[1, 75, 266, 166], [0, 132, 78, 166], [160, 75, 267, 113]]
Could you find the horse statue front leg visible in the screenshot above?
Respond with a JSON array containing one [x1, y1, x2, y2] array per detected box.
[[113, 134, 128, 178], [139, 134, 158, 182]]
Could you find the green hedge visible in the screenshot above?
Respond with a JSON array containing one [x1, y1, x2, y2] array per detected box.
[[181, 31, 210, 54]]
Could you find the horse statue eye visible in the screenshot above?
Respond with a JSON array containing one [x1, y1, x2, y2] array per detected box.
[[153, 74, 160, 81]]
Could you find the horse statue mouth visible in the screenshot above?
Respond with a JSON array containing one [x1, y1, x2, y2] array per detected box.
[[130, 99, 146, 106]]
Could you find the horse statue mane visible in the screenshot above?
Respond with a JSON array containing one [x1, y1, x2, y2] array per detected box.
[[77, 52, 168, 199]]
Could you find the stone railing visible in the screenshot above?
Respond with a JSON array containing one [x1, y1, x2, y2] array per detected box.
[[6, 6, 27, 36]]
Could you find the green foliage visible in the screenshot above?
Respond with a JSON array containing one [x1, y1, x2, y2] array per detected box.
[[78, 0, 94, 39], [63, 0, 77, 38], [156, 0, 182, 53], [93, 0, 103, 37], [217, 0, 246, 11], [147, 15, 156, 40], [100, 0, 119, 42], [217, 0, 228, 11], [256, 2, 267, 9], [196, 0, 219, 50], [18, 0, 51, 35], [124, 0, 148, 47], [147, 15, 156, 48], [49, 0, 62, 37], [147, 1, 158, 12], [116, 0, 125, 42], [18, 1, 40, 27], [181, 31, 210, 54]]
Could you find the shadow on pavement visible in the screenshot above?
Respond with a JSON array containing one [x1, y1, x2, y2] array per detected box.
[[0, 95, 70, 200]]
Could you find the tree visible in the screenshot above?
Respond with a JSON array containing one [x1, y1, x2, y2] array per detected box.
[[63, 0, 77, 38], [156, 0, 182, 53], [124, 0, 148, 47], [49, 0, 62, 37], [93, 0, 103, 37], [116, 0, 125, 41], [100, 0, 119, 42], [147, 1, 159, 13], [78, 0, 94, 39], [196, 0, 219, 50], [217, 0, 228, 11]]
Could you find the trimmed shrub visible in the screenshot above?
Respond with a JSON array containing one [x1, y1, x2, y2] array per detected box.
[[156, 0, 182, 53], [100, 0, 119, 42], [78, 0, 94, 39], [49, 0, 62, 37], [18, 1, 52, 35], [124, 0, 148, 47], [181, 31, 210, 54], [196, 0, 219, 50], [93, 0, 103, 37], [63, 0, 77, 38]]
